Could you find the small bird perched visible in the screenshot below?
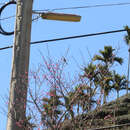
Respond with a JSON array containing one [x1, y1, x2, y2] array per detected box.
[[63, 57, 66, 63], [62, 57, 68, 64]]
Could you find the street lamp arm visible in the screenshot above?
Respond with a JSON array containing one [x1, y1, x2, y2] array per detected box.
[[41, 12, 81, 22]]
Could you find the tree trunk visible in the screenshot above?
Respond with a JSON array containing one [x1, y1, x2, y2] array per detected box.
[[117, 90, 119, 99], [103, 92, 106, 104]]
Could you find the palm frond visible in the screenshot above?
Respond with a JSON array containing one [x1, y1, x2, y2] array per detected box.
[[114, 57, 123, 65], [124, 35, 130, 45], [124, 25, 130, 45], [93, 55, 105, 62]]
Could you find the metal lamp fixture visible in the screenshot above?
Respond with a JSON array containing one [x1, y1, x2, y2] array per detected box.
[[41, 12, 81, 22]]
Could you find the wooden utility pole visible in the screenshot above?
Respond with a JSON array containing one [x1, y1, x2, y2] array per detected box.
[[6, 0, 33, 130]]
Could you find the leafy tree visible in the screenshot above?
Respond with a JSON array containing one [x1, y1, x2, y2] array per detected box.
[[42, 90, 63, 128], [82, 63, 97, 80], [92, 46, 123, 104], [97, 64, 113, 104], [27, 55, 98, 130], [93, 46, 123, 67], [81, 63, 99, 108], [112, 71, 127, 98], [73, 85, 96, 113]]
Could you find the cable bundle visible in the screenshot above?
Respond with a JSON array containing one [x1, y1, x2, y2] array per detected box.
[[0, 1, 16, 36]]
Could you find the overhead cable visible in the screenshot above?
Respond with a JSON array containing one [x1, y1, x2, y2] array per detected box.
[[0, 14, 40, 21], [33, 2, 130, 13], [0, 29, 126, 51], [1, 2, 129, 20], [0, 15, 15, 20], [0, 45, 13, 50], [0, 3, 5, 5], [0, 1, 40, 35], [0, 1, 16, 35]]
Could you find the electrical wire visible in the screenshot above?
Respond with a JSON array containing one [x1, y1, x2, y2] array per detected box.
[[32, 15, 41, 21], [33, 2, 130, 13], [0, 1, 16, 35], [0, 15, 15, 20], [0, 45, 12, 50], [0, 14, 40, 21], [0, 1, 40, 35], [0, 3, 5, 5], [0, 29, 126, 51]]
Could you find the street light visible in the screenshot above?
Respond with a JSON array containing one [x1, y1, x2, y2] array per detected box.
[[41, 12, 81, 22]]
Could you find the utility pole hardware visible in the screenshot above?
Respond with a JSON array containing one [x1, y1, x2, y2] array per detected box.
[[6, 0, 33, 130]]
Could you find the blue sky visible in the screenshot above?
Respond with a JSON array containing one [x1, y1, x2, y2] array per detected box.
[[0, 0, 130, 129]]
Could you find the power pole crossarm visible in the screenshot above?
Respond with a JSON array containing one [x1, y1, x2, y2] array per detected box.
[[6, 0, 33, 130]]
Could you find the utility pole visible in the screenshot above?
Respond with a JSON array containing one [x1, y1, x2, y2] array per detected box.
[[6, 0, 33, 130], [125, 26, 130, 94]]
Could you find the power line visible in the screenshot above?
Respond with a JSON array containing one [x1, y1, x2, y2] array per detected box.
[[0, 29, 126, 51], [1, 2, 130, 21], [0, 3, 5, 5], [0, 45, 13, 50], [0, 1, 16, 35], [0, 14, 40, 21], [33, 2, 130, 13], [0, 15, 15, 20], [32, 15, 41, 21], [31, 29, 126, 44]]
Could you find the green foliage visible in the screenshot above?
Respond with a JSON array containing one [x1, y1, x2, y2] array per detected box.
[[83, 63, 97, 80], [93, 46, 123, 65], [124, 26, 130, 45], [112, 71, 127, 98], [75, 84, 96, 112], [42, 90, 63, 126], [83, 46, 124, 104]]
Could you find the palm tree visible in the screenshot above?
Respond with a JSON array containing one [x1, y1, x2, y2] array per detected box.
[[93, 46, 123, 67], [67, 83, 96, 115], [97, 64, 113, 104], [112, 71, 127, 98], [124, 26, 130, 94], [93, 46, 123, 104], [81, 63, 99, 109], [82, 63, 97, 80]]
